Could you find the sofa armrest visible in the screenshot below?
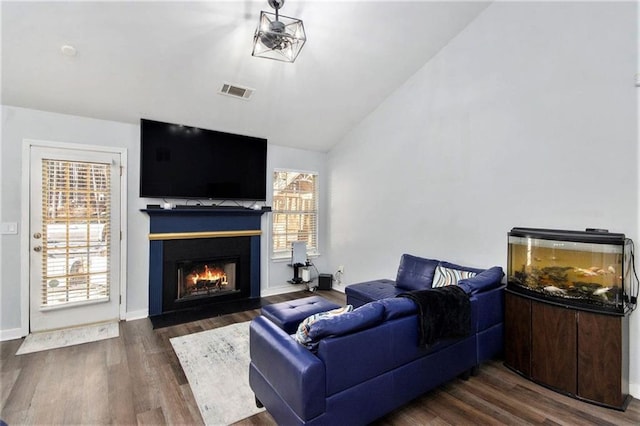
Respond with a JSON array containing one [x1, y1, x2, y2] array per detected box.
[[249, 316, 326, 420], [469, 284, 505, 332], [458, 266, 504, 295]]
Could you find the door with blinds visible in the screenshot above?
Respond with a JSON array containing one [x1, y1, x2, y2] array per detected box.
[[29, 145, 121, 332]]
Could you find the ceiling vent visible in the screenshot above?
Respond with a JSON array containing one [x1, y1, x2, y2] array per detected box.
[[219, 83, 255, 100]]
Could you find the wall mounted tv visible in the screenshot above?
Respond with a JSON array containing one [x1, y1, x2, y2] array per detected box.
[[140, 119, 267, 200]]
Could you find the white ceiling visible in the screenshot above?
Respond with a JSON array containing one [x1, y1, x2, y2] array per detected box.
[[1, 1, 489, 152]]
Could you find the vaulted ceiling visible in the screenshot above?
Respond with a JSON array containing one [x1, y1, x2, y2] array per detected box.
[[1, 1, 489, 152]]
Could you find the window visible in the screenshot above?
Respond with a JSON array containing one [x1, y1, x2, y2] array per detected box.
[[272, 170, 318, 259], [41, 159, 111, 306]]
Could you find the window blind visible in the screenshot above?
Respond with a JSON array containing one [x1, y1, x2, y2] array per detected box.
[[272, 171, 318, 258], [40, 159, 111, 307]]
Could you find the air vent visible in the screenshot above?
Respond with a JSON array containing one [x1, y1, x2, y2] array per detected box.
[[219, 83, 255, 100]]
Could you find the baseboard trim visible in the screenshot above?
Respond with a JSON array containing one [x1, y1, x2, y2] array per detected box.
[[0, 327, 26, 342], [629, 383, 639, 399], [261, 284, 345, 297], [331, 284, 346, 294], [260, 285, 305, 297]]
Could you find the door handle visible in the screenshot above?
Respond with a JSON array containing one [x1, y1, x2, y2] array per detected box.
[[33, 232, 42, 239], [33, 246, 42, 252]]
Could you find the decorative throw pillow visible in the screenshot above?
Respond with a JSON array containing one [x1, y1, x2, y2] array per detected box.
[[432, 265, 477, 288], [295, 305, 353, 345]]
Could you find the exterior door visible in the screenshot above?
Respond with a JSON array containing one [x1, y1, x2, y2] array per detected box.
[[29, 145, 121, 332]]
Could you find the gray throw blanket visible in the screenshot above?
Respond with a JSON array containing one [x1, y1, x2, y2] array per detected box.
[[398, 286, 471, 347]]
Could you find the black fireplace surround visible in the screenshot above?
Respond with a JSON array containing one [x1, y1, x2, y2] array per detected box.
[[162, 236, 251, 313], [143, 207, 269, 325]]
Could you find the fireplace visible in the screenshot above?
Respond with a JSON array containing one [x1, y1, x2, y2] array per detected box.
[[177, 259, 237, 300], [143, 206, 269, 320], [161, 236, 252, 313]]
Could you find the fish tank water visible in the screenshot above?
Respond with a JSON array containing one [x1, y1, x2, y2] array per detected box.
[[507, 227, 632, 315]]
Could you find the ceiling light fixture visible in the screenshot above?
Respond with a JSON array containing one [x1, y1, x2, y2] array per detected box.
[[252, 0, 306, 63]]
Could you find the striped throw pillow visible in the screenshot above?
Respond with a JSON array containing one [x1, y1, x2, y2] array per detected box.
[[432, 265, 477, 288], [295, 305, 353, 345]]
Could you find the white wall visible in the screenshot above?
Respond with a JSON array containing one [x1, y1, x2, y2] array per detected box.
[[327, 2, 638, 395], [263, 145, 328, 296], [0, 105, 327, 338], [0, 106, 142, 338]]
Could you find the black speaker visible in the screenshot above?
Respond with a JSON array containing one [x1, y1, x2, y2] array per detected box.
[[318, 274, 333, 290]]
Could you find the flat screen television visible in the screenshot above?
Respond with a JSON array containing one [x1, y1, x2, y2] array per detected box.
[[140, 119, 267, 200]]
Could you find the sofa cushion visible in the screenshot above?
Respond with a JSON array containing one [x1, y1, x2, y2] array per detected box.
[[345, 279, 402, 307], [457, 266, 504, 295], [298, 302, 385, 346], [432, 265, 478, 288], [295, 305, 353, 345], [395, 254, 440, 291], [377, 297, 417, 320]]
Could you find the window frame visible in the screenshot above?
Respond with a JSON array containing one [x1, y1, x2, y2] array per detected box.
[[271, 169, 319, 260]]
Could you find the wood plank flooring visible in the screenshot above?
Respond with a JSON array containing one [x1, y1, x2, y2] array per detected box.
[[1, 289, 639, 425]]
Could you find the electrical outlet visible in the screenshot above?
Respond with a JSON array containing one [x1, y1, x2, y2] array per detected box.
[[338, 265, 344, 274]]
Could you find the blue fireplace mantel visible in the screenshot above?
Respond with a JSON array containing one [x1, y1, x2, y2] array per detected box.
[[141, 206, 271, 232], [142, 206, 270, 316]]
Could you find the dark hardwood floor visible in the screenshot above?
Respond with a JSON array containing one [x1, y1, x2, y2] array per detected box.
[[1, 289, 639, 425]]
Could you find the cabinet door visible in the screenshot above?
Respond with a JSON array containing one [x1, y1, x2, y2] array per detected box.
[[577, 311, 623, 407], [504, 292, 531, 376], [531, 301, 576, 394]]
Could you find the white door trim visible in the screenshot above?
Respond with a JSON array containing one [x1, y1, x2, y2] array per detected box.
[[19, 138, 128, 337]]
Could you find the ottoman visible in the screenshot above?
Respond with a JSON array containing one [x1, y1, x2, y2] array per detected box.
[[261, 296, 341, 334]]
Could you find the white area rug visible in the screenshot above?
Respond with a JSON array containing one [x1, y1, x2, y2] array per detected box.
[[16, 321, 119, 355], [170, 321, 265, 425]]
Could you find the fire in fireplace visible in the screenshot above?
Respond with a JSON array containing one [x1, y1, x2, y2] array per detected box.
[[177, 259, 238, 300], [158, 234, 254, 315]]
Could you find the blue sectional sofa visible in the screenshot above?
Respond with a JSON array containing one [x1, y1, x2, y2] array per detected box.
[[249, 254, 505, 425]]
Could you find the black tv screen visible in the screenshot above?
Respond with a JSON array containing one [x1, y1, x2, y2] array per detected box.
[[140, 119, 267, 200]]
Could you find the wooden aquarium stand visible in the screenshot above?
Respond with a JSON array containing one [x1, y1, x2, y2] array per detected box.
[[504, 289, 631, 411]]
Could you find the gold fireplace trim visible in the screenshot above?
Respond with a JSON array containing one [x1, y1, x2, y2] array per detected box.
[[149, 230, 261, 241]]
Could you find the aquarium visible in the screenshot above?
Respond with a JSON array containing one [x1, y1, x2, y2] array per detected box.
[[507, 227, 632, 315]]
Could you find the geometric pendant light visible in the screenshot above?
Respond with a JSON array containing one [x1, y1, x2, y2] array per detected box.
[[252, 0, 306, 63]]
